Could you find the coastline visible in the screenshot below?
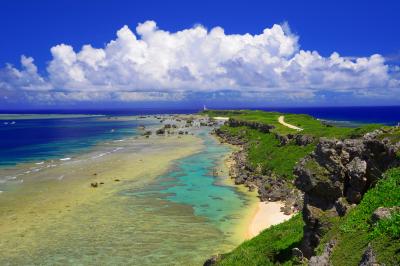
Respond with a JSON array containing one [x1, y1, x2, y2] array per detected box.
[[214, 133, 294, 241], [215, 144, 259, 243], [1, 114, 264, 265], [247, 201, 294, 238]]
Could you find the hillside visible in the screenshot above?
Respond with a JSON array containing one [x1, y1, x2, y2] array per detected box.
[[203, 110, 400, 266]]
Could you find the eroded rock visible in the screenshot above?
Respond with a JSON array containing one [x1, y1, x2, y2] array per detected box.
[[371, 206, 400, 224], [308, 240, 336, 266], [294, 129, 400, 258], [359, 244, 380, 266]]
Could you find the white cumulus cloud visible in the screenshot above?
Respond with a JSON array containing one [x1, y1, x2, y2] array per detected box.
[[0, 20, 399, 103]]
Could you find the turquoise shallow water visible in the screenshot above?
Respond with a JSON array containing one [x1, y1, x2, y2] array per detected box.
[[0, 120, 253, 265], [127, 129, 251, 239]]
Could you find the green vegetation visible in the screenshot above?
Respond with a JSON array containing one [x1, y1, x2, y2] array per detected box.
[[204, 110, 399, 265], [371, 211, 400, 239], [213, 110, 381, 180], [219, 125, 314, 180], [216, 167, 400, 266], [216, 215, 304, 266], [204, 109, 382, 138], [206, 109, 384, 181], [318, 168, 400, 265], [304, 159, 330, 181], [376, 127, 400, 144]]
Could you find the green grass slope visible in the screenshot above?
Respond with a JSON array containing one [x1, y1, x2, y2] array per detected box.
[[205, 110, 381, 138], [204, 110, 398, 266], [215, 214, 304, 266], [218, 125, 314, 180], [212, 110, 381, 180], [215, 168, 400, 266], [319, 167, 400, 266]]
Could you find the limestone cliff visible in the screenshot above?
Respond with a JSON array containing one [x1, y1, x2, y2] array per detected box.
[[294, 128, 400, 258]]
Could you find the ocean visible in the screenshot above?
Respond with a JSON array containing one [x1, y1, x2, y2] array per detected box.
[[0, 106, 398, 264], [0, 114, 157, 166], [256, 106, 400, 125], [0, 114, 256, 265]]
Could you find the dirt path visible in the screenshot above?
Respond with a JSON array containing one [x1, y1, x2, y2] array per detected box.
[[278, 116, 303, 131]]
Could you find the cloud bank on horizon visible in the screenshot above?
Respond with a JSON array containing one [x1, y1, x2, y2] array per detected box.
[[1, 20, 399, 105]]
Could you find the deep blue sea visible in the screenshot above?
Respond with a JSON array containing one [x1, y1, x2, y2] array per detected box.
[[0, 115, 157, 166], [0, 106, 399, 166], [2, 106, 398, 124], [257, 106, 400, 125]]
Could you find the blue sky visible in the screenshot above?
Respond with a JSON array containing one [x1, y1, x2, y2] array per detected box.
[[0, 0, 400, 109]]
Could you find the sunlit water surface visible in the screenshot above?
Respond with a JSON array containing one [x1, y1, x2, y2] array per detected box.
[[0, 116, 254, 265]]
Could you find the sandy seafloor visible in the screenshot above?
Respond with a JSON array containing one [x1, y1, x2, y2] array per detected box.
[[0, 115, 259, 265]]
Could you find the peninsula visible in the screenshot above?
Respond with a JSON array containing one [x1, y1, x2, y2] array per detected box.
[[203, 110, 400, 266]]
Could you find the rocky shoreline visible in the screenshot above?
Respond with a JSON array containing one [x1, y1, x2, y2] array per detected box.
[[213, 120, 304, 216], [206, 113, 400, 265]]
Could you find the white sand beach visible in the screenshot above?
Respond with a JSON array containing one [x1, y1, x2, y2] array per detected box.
[[247, 201, 294, 238]]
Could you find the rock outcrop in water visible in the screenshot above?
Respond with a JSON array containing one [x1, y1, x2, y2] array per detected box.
[[294, 129, 400, 258]]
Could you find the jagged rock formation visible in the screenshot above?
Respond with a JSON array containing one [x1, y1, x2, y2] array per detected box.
[[359, 244, 380, 266], [214, 119, 319, 214], [214, 127, 303, 214], [294, 129, 400, 258], [276, 133, 314, 146], [228, 149, 291, 200], [308, 240, 336, 266], [214, 128, 246, 146], [228, 118, 275, 133]]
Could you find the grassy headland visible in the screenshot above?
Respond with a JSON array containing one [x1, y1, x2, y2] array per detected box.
[[205, 110, 382, 180], [204, 109, 381, 138], [203, 109, 400, 266]]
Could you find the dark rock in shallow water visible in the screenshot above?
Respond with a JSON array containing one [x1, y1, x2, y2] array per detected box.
[[203, 255, 222, 266], [156, 128, 165, 135], [142, 130, 152, 136]]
